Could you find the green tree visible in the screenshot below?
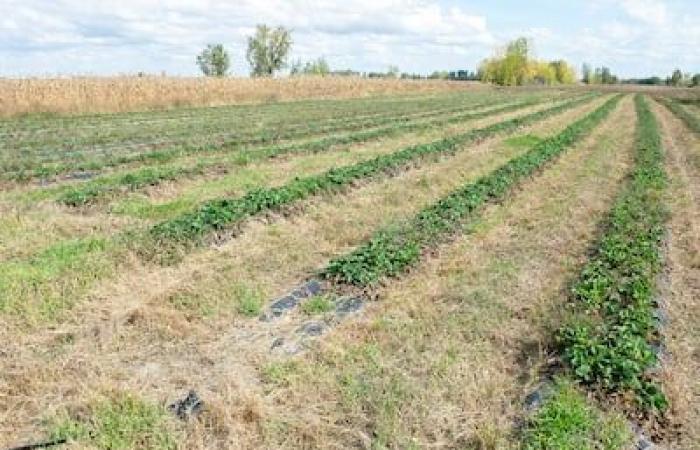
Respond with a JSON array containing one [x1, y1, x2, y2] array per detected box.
[[670, 68, 683, 86], [549, 60, 576, 84], [290, 57, 330, 76], [692, 74, 700, 87], [582, 63, 592, 84], [246, 25, 292, 77], [196, 44, 230, 77]]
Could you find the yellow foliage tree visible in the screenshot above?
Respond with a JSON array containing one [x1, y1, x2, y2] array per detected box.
[[479, 38, 576, 86]]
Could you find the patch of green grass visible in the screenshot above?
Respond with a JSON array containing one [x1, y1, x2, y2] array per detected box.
[[236, 285, 264, 317], [49, 393, 176, 450], [261, 361, 300, 386], [523, 379, 632, 450], [504, 134, 543, 149], [0, 237, 116, 320], [301, 295, 334, 315]]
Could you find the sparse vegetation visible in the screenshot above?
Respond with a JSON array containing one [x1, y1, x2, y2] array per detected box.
[[49, 393, 176, 450]]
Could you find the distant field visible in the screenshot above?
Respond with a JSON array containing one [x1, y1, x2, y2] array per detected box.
[[0, 76, 485, 117], [0, 87, 698, 449]]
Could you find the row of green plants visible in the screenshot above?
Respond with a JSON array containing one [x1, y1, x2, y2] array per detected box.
[[556, 95, 668, 412], [657, 97, 700, 134], [56, 96, 544, 206], [6, 94, 524, 181], [147, 94, 599, 256], [321, 95, 621, 286]]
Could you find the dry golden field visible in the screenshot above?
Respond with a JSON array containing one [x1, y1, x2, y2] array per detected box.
[[0, 76, 483, 117]]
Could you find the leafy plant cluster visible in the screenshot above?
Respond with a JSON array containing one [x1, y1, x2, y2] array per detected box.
[[322, 96, 621, 286], [56, 97, 542, 206], [148, 95, 596, 248], [58, 165, 206, 206], [557, 95, 668, 411], [657, 97, 700, 134]]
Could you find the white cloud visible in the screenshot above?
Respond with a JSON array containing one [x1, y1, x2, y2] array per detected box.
[[0, 0, 697, 77], [0, 0, 493, 75], [619, 0, 669, 26]]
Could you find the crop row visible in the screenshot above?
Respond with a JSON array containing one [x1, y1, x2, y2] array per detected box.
[[321, 95, 621, 286], [6, 94, 531, 181], [556, 95, 668, 412], [657, 97, 700, 134], [57, 96, 546, 206], [147, 94, 599, 257]]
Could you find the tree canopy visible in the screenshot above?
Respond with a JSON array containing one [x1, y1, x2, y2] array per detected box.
[[196, 44, 230, 77], [479, 38, 576, 86], [246, 25, 292, 77]]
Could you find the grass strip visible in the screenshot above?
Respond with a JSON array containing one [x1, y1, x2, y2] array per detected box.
[[522, 379, 632, 450], [56, 97, 544, 206], [147, 95, 598, 253], [321, 95, 621, 286], [556, 95, 668, 412], [657, 96, 700, 134]]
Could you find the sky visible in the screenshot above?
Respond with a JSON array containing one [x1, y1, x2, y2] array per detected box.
[[0, 0, 698, 78]]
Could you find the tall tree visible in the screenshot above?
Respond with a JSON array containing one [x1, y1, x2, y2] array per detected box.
[[582, 63, 592, 84], [670, 68, 683, 86], [246, 25, 292, 77], [196, 44, 230, 77]]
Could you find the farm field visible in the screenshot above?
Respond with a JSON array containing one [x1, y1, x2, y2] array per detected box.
[[1, 87, 699, 450]]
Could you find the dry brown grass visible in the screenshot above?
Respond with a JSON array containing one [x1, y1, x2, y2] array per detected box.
[[0, 76, 481, 118], [652, 100, 700, 450]]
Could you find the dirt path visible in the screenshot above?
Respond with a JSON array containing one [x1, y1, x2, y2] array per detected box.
[[652, 100, 700, 450]]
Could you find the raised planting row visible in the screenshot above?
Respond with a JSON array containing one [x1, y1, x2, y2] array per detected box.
[[556, 95, 668, 413], [5, 93, 534, 181], [145, 95, 600, 258], [56, 96, 548, 206], [657, 96, 700, 134], [321, 95, 622, 286]]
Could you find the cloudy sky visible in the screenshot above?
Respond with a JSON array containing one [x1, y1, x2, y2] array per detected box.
[[0, 0, 697, 78]]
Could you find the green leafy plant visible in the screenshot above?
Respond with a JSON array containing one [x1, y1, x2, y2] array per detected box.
[[557, 94, 668, 412]]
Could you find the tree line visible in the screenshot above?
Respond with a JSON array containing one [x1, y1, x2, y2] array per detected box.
[[197, 29, 700, 88]]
